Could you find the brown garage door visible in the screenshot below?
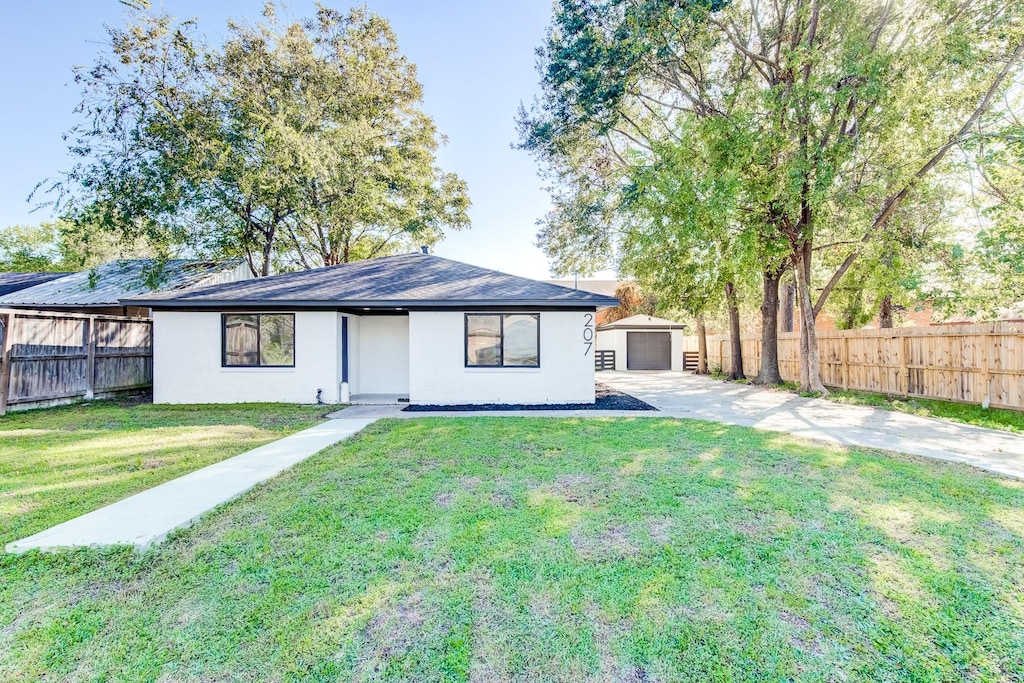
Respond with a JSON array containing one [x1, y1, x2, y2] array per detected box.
[[626, 331, 671, 370]]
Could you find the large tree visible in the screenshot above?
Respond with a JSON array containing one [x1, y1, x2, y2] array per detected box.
[[42, 3, 470, 276], [0, 220, 154, 272], [520, 0, 1024, 393]]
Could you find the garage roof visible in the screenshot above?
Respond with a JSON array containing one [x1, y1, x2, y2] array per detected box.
[[598, 314, 687, 330], [121, 253, 620, 310]]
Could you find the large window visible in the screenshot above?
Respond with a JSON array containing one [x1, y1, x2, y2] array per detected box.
[[222, 314, 295, 367], [465, 313, 539, 368]]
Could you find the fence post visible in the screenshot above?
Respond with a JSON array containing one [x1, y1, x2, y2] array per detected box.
[[901, 333, 910, 396], [842, 335, 849, 390], [84, 316, 97, 400], [0, 312, 14, 416], [980, 332, 991, 406]]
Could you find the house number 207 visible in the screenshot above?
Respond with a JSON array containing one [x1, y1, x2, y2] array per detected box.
[[583, 313, 594, 356]]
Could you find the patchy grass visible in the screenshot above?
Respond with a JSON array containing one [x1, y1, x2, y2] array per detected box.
[[824, 389, 1024, 434], [718, 375, 1024, 433], [2, 417, 1023, 681], [0, 399, 327, 545]]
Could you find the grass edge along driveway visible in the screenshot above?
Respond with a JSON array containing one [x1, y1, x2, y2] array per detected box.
[[0, 400, 327, 546], [2, 416, 1023, 682]]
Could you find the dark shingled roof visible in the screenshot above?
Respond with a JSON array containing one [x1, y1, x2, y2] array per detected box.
[[0, 272, 66, 297], [122, 253, 619, 309], [0, 259, 249, 308]]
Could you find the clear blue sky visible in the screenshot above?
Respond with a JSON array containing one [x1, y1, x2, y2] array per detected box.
[[0, 0, 586, 279]]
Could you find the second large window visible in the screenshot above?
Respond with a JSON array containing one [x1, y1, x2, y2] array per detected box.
[[465, 314, 539, 368]]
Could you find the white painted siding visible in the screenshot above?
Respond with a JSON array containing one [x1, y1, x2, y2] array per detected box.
[[596, 328, 628, 371], [669, 329, 684, 372], [153, 310, 339, 404], [357, 316, 410, 395], [408, 310, 595, 404]]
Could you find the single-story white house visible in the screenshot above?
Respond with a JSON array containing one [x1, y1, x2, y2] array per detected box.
[[122, 252, 618, 405], [596, 314, 687, 371]]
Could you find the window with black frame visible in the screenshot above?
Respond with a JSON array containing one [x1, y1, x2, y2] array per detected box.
[[222, 313, 295, 367], [465, 313, 539, 367]]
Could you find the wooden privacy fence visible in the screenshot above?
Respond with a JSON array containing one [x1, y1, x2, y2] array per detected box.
[[0, 309, 153, 415], [686, 323, 1024, 411]]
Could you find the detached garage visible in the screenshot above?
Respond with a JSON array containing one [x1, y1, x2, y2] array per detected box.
[[596, 314, 687, 372]]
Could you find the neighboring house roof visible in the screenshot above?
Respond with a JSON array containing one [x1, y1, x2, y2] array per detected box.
[[939, 301, 1024, 325], [122, 253, 620, 309], [548, 279, 625, 297], [598, 314, 687, 330], [0, 272, 66, 297], [0, 259, 250, 308]]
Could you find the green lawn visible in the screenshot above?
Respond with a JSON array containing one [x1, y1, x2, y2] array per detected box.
[[718, 372, 1024, 434], [3, 417, 1023, 681], [0, 399, 327, 546], [823, 389, 1024, 434]]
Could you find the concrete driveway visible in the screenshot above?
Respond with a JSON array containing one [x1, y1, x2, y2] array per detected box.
[[599, 371, 1024, 480]]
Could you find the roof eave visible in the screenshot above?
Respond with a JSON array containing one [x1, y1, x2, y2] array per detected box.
[[121, 297, 620, 309], [597, 323, 687, 330]]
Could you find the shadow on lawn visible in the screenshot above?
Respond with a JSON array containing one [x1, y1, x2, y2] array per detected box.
[[1, 417, 1022, 681]]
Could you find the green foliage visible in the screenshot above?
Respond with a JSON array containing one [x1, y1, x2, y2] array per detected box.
[[0, 220, 151, 273], [43, 3, 470, 276], [0, 223, 69, 272], [952, 122, 1024, 313], [522, 0, 1024, 389]]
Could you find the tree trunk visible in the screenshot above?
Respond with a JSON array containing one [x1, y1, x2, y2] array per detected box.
[[724, 281, 745, 381], [696, 313, 708, 374], [780, 278, 794, 333], [795, 248, 828, 395], [879, 294, 894, 328], [756, 267, 783, 385]]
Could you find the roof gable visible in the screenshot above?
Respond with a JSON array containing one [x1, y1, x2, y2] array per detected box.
[[598, 314, 686, 329], [122, 253, 619, 309], [547, 279, 625, 297]]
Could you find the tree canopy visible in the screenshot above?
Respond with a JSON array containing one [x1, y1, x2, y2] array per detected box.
[[520, 0, 1024, 392], [41, 3, 470, 277]]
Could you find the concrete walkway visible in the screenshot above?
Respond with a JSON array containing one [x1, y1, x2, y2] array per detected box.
[[6, 418, 378, 553], [599, 371, 1024, 480]]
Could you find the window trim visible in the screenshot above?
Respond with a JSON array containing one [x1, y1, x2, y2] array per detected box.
[[464, 312, 540, 369], [221, 312, 296, 368]]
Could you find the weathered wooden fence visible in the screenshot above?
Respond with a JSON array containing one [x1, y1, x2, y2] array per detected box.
[[685, 323, 1024, 410], [0, 309, 153, 415]]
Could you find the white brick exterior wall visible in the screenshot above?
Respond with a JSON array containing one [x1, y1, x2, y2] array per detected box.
[[153, 309, 598, 405], [153, 310, 340, 404], [408, 310, 596, 404]]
